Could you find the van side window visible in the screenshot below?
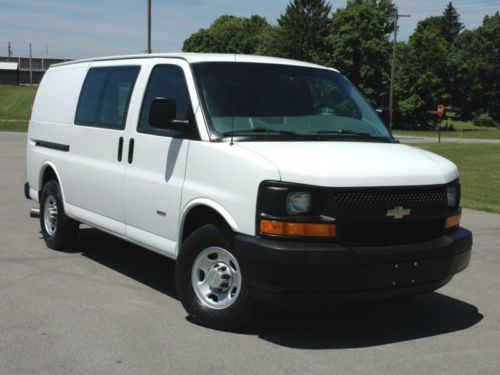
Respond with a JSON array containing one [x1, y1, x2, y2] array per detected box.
[[138, 65, 197, 137], [75, 66, 140, 130]]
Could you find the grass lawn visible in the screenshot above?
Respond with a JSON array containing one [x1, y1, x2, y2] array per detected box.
[[415, 143, 500, 214], [394, 129, 500, 140], [0, 84, 37, 120], [0, 120, 29, 132], [394, 119, 500, 140]]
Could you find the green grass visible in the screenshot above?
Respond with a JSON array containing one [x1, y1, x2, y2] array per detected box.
[[394, 129, 500, 140], [0, 120, 29, 132], [394, 119, 500, 140], [415, 143, 500, 213], [0, 85, 37, 131]]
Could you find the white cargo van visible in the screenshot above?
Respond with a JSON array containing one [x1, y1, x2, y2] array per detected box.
[[26, 53, 472, 330]]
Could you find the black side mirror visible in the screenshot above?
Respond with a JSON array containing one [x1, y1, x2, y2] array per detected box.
[[149, 97, 177, 130]]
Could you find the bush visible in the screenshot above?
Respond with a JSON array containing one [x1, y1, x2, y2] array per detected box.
[[472, 113, 499, 128]]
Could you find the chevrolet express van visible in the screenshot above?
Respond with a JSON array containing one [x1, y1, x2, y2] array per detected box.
[[25, 53, 472, 330]]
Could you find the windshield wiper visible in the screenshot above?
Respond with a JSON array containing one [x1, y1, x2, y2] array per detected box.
[[316, 129, 391, 142], [316, 129, 373, 137], [315, 129, 390, 141], [222, 128, 308, 137]]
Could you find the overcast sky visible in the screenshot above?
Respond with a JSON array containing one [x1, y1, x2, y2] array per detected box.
[[1, 0, 498, 59]]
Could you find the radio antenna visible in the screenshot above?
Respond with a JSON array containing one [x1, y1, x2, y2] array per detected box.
[[230, 115, 234, 146]]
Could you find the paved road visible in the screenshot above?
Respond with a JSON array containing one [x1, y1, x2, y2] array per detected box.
[[396, 135, 500, 144], [1, 132, 499, 374]]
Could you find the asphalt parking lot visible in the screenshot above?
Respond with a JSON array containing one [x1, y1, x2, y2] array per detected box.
[[1, 132, 499, 374]]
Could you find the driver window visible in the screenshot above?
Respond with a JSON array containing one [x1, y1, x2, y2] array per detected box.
[[138, 64, 197, 137]]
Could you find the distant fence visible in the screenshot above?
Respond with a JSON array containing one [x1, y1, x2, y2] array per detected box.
[[0, 56, 71, 85]]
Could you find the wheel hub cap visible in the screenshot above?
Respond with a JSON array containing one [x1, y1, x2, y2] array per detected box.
[[191, 247, 242, 310], [43, 195, 58, 236], [207, 263, 232, 292]]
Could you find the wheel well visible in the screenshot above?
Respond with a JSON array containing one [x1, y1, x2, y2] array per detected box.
[[182, 205, 232, 243], [41, 166, 58, 190]]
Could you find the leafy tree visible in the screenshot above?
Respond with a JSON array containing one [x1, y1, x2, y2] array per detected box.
[[441, 2, 463, 43], [273, 0, 332, 63], [347, 0, 396, 33], [182, 15, 271, 54], [452, 13, 500, 121], [394, 16, 450, 128], [417, 16, 444, 33], [326, 1, 393, 107], [253, 26, 281, 57]]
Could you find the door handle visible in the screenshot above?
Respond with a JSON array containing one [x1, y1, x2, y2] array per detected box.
[[128, 138, 135, 164], [117, 137, 124, 161]]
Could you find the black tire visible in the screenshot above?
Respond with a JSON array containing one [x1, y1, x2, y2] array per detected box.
[[40, 180, 79, 250], [175, 224, 255, 331]]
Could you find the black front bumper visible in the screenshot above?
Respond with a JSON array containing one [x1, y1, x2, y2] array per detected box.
[[234, 227, 472, 305]]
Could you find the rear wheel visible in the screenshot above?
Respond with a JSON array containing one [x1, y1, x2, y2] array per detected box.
[[40, 180, 79, 250], [175, 224, 255, 330]]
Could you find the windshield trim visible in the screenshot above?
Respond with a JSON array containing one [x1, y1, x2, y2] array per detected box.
[[215, 135, 394, 143]]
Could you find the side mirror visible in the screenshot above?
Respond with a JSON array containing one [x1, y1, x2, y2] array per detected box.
[[376, 108, 390, 129], [150, 97, 177, 130]]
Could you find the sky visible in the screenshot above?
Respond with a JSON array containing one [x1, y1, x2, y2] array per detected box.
[[1, 0, 498, 59]]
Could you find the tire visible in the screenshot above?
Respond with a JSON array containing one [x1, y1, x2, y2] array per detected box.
[[175, 224, 255, 330], [40, 180, 79, 250]]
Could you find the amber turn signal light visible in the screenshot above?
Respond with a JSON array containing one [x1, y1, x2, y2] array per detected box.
[[445, 213, 461, 229], [260, 219, 336, 237]]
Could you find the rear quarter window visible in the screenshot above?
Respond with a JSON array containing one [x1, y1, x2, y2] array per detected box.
[[32, 66, 88, 124], [75, 66, 140, 130]]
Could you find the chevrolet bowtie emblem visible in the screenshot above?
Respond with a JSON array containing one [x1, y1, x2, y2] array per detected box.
[[386, 206, 411, 219]]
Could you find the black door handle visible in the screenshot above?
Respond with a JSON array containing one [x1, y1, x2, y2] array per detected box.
[[128, 138, 134, 164], [117, 137, 123, 161]]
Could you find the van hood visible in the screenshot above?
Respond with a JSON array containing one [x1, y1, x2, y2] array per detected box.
[[236, 141, 458, 187]]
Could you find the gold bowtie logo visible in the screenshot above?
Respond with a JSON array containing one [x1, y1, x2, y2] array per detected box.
[[386, 206, 411, 219]]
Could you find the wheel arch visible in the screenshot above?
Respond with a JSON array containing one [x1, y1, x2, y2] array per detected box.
[[177, 199, 238, 254], [39, 161, 67, 204]]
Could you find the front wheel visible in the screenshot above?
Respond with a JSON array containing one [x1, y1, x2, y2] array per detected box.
[[175, 224, 255, 330]]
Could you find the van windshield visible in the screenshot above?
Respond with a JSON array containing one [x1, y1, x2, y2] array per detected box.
[[192, 62, 393, 142]]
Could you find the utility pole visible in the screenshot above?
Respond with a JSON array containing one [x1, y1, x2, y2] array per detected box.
[[29, 42, 33, 85], [389, 11, 410, 130], [147, 0, 152, 53], [7, 42, 13, 61]]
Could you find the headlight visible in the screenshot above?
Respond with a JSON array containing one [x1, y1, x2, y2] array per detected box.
[[447, 184, 459, 209], [287, 192, 311, 214]]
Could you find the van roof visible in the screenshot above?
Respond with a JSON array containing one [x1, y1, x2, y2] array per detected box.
[[52, 53, 339, 72]]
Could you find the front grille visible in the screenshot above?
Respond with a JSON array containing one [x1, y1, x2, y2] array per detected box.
[[332, 188, 447, 208], [339, 219, 445, 246]]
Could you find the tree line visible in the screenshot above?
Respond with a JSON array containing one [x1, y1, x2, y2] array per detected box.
[[182, 0, 499, 129]]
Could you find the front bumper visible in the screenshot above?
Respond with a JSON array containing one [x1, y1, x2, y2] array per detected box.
[[234, 227, 472, 305]]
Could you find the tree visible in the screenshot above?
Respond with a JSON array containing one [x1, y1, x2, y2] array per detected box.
[[441, 2, 463, 43], [182, 15, 272, 55], [273, 0, 332, 63], [346, 0, 396, 33], [452, 13, 500, 121], [394, 16, 450, 128], [325, 1, 393, 107]]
